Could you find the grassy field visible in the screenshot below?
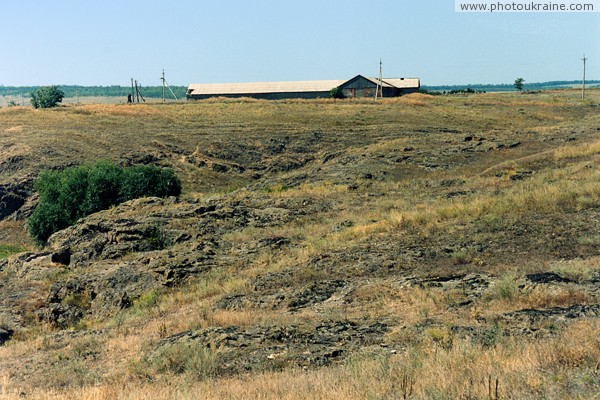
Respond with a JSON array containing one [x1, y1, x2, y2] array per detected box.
[[0, 90, 599, 399]]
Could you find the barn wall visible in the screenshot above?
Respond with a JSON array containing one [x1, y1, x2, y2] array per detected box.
[[398, 87, 420, 95], [338, 76, 408, 98], [188, 91, 332, 100], [341, 88, 377, 98], [383, 87, 397, 97], [339, 76, 376, 98], [340, 85, 397, 98]]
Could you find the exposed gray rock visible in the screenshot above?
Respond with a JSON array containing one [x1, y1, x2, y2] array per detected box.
[[288, 280, 346, 310], [525, 272, 573, 284], [37, 303, 85, 329], [149, 320, 388, 375], [0, 180, 32, 220], [47, 216, 164, 267], [0, 194, 319, 329], [503, 303, 600, 323]]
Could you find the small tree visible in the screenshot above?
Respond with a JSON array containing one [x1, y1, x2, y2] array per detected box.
[[31, 85, 65, 108], [329, 87, 345, 99], [514, 78, 525, 92]]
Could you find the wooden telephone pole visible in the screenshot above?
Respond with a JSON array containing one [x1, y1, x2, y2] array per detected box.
[[375, 59, 383, 99], [129, 79, 145, 103]]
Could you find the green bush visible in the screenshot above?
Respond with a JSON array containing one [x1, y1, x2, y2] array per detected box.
[[31, 85, 65, 109], [329, 87, 345, 99], [120, 165, 182, 200], [28, 162, 181, 245], [83, 162, 123, 214]]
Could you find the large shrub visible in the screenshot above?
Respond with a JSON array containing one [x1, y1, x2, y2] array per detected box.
[[28, 162, 181, 245], [31, 85, 65, 109]]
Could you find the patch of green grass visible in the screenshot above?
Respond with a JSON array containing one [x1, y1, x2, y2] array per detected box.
[[134, 289, 163, 311], [132, 340, 219, 381], [493, 274, 520, 302], [0, 244, 26, 259], [62, 291, 93, 310]]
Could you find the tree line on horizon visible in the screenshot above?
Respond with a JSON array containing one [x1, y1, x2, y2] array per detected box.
[[0, 85, 188, 99], [422, 80, 600, 93]]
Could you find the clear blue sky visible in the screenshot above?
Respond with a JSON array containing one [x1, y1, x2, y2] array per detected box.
[[1, 0, 598, 86]]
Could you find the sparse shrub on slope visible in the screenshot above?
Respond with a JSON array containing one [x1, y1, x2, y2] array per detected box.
[[28, 161, 181, 245]]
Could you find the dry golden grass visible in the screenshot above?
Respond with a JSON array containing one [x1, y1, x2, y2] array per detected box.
[[485, 278, 596, 315], [0, 221, 33, 252], [549, 257, 600, 282], [3, 320, 597, 400], [381, 93, 435, 106], [365, 161, 600, 239], [554, 137, 600, 160], [260, 150, 600, 255], [385, 286, 453, 326], [75, 104, 166, 117]]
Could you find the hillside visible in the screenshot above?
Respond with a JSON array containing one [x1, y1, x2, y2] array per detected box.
[[0, 91, 598, 399]]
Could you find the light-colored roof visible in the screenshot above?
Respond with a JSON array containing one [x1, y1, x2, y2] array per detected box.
[[188, 80, 345, 96], [381, 78, 420, 88], [187, 75, 421, 96]]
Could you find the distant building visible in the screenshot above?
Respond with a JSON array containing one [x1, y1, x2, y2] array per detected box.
[[186, 74, 420, 100]]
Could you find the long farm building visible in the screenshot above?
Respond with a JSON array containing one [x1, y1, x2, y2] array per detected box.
[[187, 74, 420, 100]]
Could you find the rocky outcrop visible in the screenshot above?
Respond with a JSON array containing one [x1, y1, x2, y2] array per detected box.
[[150, 320, 389, 375], [0, 194, 323, 330], [0, 179, 33, 220]]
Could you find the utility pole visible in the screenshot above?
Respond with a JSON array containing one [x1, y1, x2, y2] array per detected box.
[[162, 69, 166, 102], [379, 58, 383, 98], [582, 54, 587, 99], [375, 59, 383, 99], [160, 70, 179, 101]]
